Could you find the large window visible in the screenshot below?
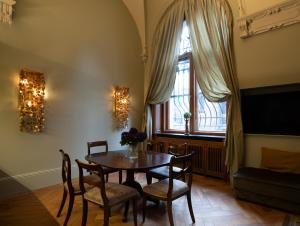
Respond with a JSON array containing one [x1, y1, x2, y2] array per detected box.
[[154, 22, 226, 134]]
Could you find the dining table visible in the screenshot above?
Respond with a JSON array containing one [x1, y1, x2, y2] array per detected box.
[[85, 150, 173, 221], [85, 150, 173, 195]]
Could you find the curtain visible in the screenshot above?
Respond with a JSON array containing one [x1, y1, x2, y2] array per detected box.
[[143, 0, 244, 177], [186, 0, 244, 176], [143, 0, 186, 139]]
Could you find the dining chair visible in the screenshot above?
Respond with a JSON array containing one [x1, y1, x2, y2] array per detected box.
[[146, 143, 188, 184], [75, 159, 139, 226], [87, 140, 122, 184], [57, 149, 101, 226], [142, 152, 195, 226]]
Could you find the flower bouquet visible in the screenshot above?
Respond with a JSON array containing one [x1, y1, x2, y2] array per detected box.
[[120, 128, 147, 158]]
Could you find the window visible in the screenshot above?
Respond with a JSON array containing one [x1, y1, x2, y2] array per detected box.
[[153, 21, 226, 135]]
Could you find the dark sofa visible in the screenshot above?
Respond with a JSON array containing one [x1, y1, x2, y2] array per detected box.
[[233, 167, 300, 214]]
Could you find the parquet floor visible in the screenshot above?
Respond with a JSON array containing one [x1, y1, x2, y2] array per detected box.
[[30, 173, 291, 226]]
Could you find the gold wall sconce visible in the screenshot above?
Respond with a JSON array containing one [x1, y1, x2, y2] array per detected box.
[[19, 69, 45, 133], [0, 0, 16, 25], [113, 86, 129, 129]]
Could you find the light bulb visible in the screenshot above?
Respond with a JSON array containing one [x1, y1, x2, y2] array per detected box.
[[32, 89, 38, 96], [27, 101, 32, 107], [20, 79, 28, 85]]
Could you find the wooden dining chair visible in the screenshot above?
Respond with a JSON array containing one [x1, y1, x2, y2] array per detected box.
[[57, 149, 101, 226], [76, 159, 139, 226], [146, 143, 188, 184], [87, 140, 122, 184], [142, 152, 195, 226]]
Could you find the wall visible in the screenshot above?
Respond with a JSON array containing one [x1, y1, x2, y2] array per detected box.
[[239, 0, 286, 16], [145, 0, 300, 167], [0, 0, 144, 189], [122, 0, 147, 58]]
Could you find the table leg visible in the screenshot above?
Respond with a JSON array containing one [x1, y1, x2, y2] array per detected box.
[[122, 169, 143, 222], [123, 169, 143, 195]]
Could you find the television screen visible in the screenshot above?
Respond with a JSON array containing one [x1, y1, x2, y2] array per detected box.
[[241, 83, 300, 136]]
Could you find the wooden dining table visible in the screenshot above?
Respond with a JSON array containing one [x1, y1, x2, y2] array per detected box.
[[86, 150, 173, 221], [85, 150, 173, 195]]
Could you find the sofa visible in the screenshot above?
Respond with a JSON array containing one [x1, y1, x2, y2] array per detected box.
[[233, 167, 300, 214]]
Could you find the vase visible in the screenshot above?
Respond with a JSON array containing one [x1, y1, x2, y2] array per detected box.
[[127, 144, 138, 159], [185, 118, 190, 135]]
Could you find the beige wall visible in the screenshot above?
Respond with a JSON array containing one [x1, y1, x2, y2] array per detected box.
[[0, 0, 144, 189], [122, 0, 146, 53], [145, 0, 300, 167], [240, 0, 286, 16]]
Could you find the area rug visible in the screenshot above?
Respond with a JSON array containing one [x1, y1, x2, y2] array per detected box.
[[283, 215, 300, 226]]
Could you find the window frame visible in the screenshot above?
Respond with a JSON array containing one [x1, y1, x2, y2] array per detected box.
[[152, 54, 226, 136], [164, 52, 194, 133]]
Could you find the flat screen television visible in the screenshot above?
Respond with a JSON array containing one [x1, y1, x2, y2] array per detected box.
[[241, 83, 300, 136]]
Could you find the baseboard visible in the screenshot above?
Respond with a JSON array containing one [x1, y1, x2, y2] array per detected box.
[[1, 144, 127, 192], [0, 165, 78, 191]]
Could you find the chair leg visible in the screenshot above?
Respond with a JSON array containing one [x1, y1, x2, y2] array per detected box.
[[167, 201, 174, 226], [105, 174, 109, 182], [142, 196, 147, 222], [146, 173, 152, 185], [104, 207, 110, 226], [132, 198, 137, 226], [81, 199, 88, 226], [118, 170, 122, 184], [57, 189, 67, 217], [187, 191, 195, 223], [63, 194, 74, 226], [123, 200, 129, 222]]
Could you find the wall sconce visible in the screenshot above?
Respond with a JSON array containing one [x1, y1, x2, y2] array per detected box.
[[113, 86, 129, 129], [0, 0, 16, 25], [19, 69, 45, 133]]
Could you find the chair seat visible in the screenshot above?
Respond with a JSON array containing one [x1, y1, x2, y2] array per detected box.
[[64, 174, 101, 193], [143, 179, 189, 199], [148, 166, 183, 178], [84, 183, 139, 206]]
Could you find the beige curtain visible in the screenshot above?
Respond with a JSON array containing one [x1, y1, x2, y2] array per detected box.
[[143, 0, 186, 138], [144, 0, 244, 177], [186, 0, 244, 176]]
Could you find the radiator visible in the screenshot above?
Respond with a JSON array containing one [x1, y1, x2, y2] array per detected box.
[[152, 136, 226, 179]]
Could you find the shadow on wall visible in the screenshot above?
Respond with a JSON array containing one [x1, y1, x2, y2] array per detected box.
[[0, 169, 59, 226]]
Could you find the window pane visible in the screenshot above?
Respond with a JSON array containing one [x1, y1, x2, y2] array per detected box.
[[196, 84, 226, 132], [169, 59, 190, 130], [179, 21, 191, 55]]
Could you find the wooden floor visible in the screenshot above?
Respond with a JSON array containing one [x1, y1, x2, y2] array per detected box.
[[30, 173, 291, 226], [2, 173, 292, 226]]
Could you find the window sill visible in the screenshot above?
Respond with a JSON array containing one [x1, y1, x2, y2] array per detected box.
[[153, 132, 225, 142]]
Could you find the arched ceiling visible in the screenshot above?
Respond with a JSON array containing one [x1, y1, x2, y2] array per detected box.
[[122, 0, 147, 61]]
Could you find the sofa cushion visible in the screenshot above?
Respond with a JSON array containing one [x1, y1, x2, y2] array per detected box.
[[261, 147, 300, 174], [233, 167, 300, 203]]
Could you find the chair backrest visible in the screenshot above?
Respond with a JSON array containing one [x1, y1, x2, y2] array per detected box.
[[146, 141, 153, 151], [59, 149, 73, 192], [75, 159, 108, 204], [147, 141, 163, 153], [87, 140, 108, 155], [167, 143, 188, 156], [168, 152, 194, 197]]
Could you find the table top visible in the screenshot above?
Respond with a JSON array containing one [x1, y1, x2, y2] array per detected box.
[[85, 150, 172, 170]]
